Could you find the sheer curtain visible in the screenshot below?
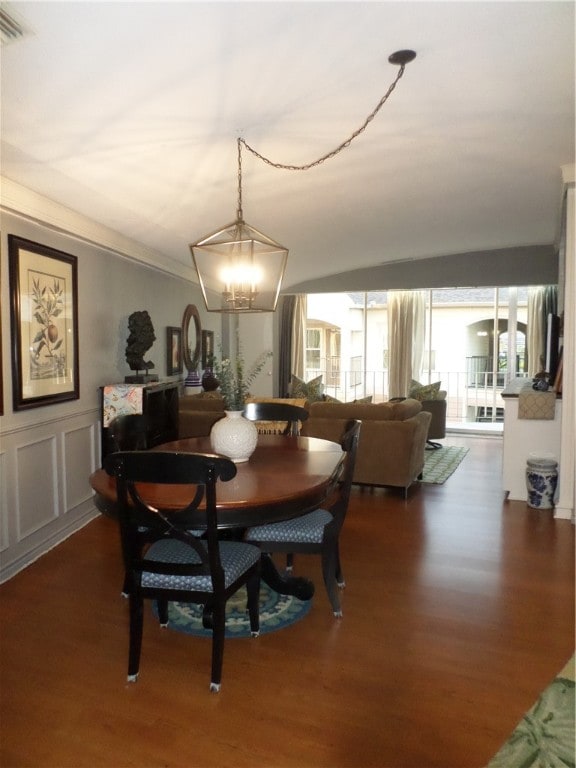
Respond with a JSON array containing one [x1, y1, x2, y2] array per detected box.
[[291, 294, 307, 380], [387, 290, 426, 398], [527, 286, 557, 376]]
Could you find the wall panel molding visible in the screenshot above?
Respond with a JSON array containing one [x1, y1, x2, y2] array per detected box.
[[15, 435, 59, 541]]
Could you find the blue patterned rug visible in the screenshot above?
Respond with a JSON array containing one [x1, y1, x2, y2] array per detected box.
[[154, 582, 312, 638]]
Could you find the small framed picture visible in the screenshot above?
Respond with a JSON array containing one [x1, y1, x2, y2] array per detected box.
[[166, 326, 183, 376], [201, 330, 214, 368], [8, 235, 79, 410]]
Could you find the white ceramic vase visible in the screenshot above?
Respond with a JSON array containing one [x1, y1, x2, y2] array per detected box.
[[210, 410, 258, 463]]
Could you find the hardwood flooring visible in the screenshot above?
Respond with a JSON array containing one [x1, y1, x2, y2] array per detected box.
[[0, 436, 574, 768]]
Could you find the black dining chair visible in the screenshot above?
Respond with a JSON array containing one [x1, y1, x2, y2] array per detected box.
[[103, 450, 261, 692], [244, 419, 361, 617], [107, 413, 148, 454], [242, 401, 309, 436], [106, 414, 150, 597]]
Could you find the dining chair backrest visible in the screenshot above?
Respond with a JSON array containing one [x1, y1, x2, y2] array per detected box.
[[107, 413, 148, 454], [329, 419, 361, 529], [103, 450, 237, 590], [242, 401, 309, 436], [102, 449, 260, 692]]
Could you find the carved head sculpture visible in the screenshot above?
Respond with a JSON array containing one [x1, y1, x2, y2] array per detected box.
[[125, 310, 156, 373]]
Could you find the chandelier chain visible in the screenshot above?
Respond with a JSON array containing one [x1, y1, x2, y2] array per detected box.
[[239, 61, 408, 173]]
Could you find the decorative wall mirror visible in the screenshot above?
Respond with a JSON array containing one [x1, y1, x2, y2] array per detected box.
[[182, 304, 202, 372]]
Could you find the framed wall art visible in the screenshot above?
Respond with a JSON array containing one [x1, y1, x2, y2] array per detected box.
[[8, 235, 79, 411], [166, 326, 183, 376], [201, 329, 214, 369]]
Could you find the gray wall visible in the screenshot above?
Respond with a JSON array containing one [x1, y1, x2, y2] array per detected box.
[[0, 209, 223, 581], [287, 245, 559, 293]]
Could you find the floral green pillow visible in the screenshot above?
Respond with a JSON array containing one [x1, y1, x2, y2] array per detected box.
[[290, 374, 324, 403], [409, 380, 442, 401]]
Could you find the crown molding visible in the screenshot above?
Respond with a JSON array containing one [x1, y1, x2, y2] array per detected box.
[[0, 176, 198, 282]]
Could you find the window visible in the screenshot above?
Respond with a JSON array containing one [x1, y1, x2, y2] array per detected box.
[[306, 328, 321, 371], [305, 286, 545, 425]]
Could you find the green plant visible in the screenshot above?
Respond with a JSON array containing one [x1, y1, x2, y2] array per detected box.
[[211, 349, 272, 410]]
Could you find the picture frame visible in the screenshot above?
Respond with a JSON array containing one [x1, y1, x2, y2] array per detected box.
[[8, 235, 79, 411], [201, 329, 214, 369], [166, 326, 183, 376]]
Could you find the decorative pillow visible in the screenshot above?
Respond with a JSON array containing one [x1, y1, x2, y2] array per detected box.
[[323, 394, 342, 403], [409, 380, 442, 401], [290, 374, 324, 403], [353, 396, 373, 404]]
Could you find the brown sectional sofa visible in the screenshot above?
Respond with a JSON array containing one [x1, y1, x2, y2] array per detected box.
[[179, 394, 226, 438], [179, 393, 431, 495], [301, 399, 431, 494]]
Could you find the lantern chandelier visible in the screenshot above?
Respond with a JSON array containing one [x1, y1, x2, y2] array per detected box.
[[190, 49, 417, 313]]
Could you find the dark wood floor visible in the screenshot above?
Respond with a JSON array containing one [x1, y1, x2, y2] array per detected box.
[[1, 436, 574, 768]]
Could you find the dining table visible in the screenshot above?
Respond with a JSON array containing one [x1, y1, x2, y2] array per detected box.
[[89, 434, 345, 600]]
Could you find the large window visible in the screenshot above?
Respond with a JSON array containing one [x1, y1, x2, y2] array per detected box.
[[305, 287, 544, 426]]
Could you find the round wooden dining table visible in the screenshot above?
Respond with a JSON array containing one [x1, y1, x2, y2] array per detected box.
[[89, 434, 344, 599]]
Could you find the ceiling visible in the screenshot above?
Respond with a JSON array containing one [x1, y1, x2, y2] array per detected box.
[[1, 1, 574, 293]]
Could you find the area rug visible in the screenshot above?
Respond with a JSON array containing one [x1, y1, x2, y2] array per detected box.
[[153, 582, 312, 638], [486, 655, 575, 768], [421, 445, 469, 484]]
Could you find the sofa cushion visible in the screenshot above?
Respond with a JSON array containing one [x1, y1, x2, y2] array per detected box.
[[307, 398, 421, 422], [179, 394, 225, 413]]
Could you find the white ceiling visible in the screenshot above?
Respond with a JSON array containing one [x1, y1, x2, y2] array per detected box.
[[1, 1, 574, 292]]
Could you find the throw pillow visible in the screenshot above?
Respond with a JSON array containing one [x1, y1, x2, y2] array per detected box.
[[290, 374, 324, 403], [323, 393, 342, 403], [409, 380, 442, 401], [353, 396, 373, 404]]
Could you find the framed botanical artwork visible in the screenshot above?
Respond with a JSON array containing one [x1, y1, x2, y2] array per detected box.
[[8, 236, 79, 411], [201, 329, 214, 369], [166, 326, 183, 376]]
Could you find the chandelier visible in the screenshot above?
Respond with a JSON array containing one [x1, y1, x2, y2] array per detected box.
[[190, 50, 416, 313]]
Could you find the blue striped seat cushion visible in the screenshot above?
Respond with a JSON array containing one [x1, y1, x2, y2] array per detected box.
[[245, 508, 333, 544], [141, 539, 260, 591]]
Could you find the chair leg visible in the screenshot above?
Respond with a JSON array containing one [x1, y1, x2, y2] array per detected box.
[[157, 599, 169, 627], [335, 542, 346, 588], [127, 593, 144, 682], [246, 569, 261, 638], [210, 603, 226, 693], [321, 546, 342, 618]]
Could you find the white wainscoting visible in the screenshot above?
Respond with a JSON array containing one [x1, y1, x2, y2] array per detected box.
[[0, 409, 101, 583]]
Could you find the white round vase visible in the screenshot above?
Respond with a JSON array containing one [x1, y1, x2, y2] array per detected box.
[[210, 410, 258, 463]]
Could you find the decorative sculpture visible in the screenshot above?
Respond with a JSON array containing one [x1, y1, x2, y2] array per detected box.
[[125, 310, 158, 382]]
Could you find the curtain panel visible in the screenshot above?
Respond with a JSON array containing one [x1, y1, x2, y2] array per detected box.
[[527, 286, 557, 377], [387, 290, 426, 398], [278, 294, 307, 396]]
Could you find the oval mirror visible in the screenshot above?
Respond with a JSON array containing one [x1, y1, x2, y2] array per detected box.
[[182, 304, 202, 372]]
